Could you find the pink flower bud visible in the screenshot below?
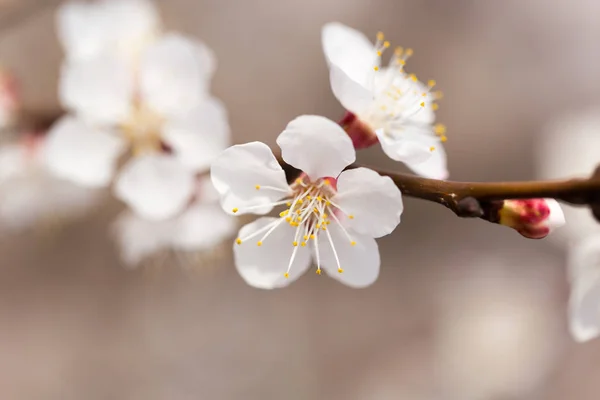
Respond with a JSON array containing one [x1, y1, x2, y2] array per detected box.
[[339, 111, 379, 150], [498, 199, 565, 239]]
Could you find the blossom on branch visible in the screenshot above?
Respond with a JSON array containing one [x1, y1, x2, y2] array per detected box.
[[322, 22, 448, 179], [211, 115, 404, 289]]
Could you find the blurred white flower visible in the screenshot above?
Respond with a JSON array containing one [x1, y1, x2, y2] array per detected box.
[[211, 115, 403, 289], [57, 0, 160, 63], [113, 177, 236, 267], [0, 134, 100, 232], [322, 22, 448, 179], [46, 21, 227, 220], [0, 67, 19, 130], [567, 234, 600, 342]]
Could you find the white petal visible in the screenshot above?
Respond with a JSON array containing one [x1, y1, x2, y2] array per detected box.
[[57, 0, 159, 61], [101, 0, 160, 55], [277, 115, 355, 180], [44, 116, 126, 187], [317, 223, 380, 288], [329, 64, 373, 114], [407, 141, 449, 180], [112, 210, 176, 267], [546, 199, 566, 231], [210, 142, 290, 215], [377, 129, 449, 179], [322, 22, 377, 87], [173, 202, 236, 251], [114, 155, 195, 220], [0, 144, 27, 182], [334, 167, 403, 238], [163, 97, 230, 172], [234, 217, 311, 289], [59, 56, 134, 124], [56, 1, 112, 61], [140, 33, 215, 116], [568, 235, 600, 342]]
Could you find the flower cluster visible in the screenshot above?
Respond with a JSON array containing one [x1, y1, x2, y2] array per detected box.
[[41, 0, 234, 265]]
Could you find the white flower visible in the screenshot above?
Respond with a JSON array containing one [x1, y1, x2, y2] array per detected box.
[[321, 22, 448, 179], [211, 115, 404, 289], [567, 234, 600, 342], [57, 0, 160, 62], [0, 135, 100, 232], [45, 31, 227, 220], [113, 176, 235, 266]]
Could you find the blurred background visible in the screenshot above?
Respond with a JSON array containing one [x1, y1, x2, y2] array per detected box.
[[1, 0, 600, 399]]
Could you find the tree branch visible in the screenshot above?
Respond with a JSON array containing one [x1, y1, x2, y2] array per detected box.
[[276, 157, 600, 223]]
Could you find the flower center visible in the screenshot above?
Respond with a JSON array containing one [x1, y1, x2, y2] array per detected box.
[[120, 103, 165, 156], [360, 32, 447, 146], [232, 174, 358, 278]]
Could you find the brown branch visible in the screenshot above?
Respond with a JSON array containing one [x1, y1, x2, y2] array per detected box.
[[277, 157, 600, 223]]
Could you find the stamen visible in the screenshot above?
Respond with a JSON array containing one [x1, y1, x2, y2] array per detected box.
[[325, 228, 344, 274]]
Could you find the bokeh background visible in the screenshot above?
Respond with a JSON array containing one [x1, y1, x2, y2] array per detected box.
[[1, 0, 600, 399]]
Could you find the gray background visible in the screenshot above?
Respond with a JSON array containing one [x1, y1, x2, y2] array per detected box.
[[1, 0, 600, 399]]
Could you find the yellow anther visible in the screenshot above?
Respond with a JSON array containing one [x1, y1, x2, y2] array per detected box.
[[434, 90, 444, 99], [255, 185, 260, 190], [306, 195, 312, 200], [322, 213, 328, 219], [348, 215, 355, 219], [232, 208, 239, 213], [296, 218, 302, 223], [293, 241, 298, 247], [257, 241, 263, 246], [310, 234, 316, 240], [420, 102, 425, 107], [405, 48, 414, 56], [298, 199, 303, 204], [284, 272, 289, 278], [236, 238, 242, 245], [394, 47, 403, 56], [316, 269, 322, 275], [432, 103, 439, 111], [295, 178, 302, 184], [428, 79, 436, 87], [322, 226, 327, 231], [441, 135, 448, 142], [374, 66, 379, 71], [303, 235, 308, 240], [325, 201, 331, 206], [326, 221, 331, 225], [324, 180, 331, 185], [434, 124, 447, 135], [286, 202, 291, 207], [376, 50, 382, 56], [286, 217, 292, 222], [399, 59, 406, 66], [279, 210, 288, 217], [317, 196, 322, 201], [430, 146, 436, 152], [337, 268, 344, 274], [316, 224, 321, 229], [376, 31, 385, 41], [314, 207, 319, 213], [422, 92, 427, 97], [291, 222, 299, 227], [301, 242, 306, 247], [383, 41, 390, 48], [350, 241, 356, 246], [410, 73, 418, 82]]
